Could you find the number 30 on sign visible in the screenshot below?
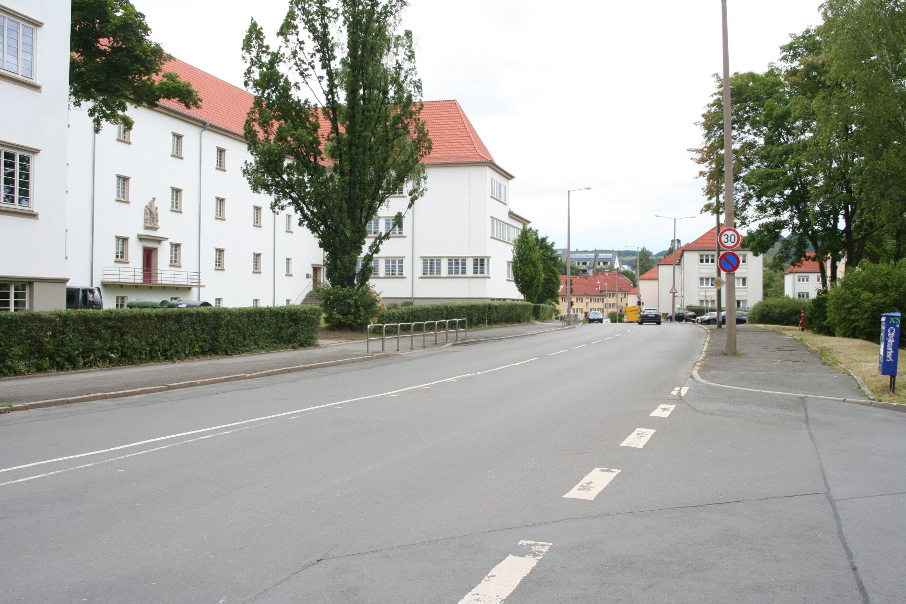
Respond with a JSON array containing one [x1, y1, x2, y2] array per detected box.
[[719, 227, 741, 249]]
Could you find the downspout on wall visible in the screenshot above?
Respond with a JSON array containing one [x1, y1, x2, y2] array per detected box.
[[89, 126, 97, 286], [197, 122, 208, 301]]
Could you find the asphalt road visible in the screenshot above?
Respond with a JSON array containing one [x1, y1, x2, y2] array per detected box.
[[1, 323, 903, 603]]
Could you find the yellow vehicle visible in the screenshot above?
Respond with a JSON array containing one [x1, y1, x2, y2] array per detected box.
[[624, 305, 640, 323]]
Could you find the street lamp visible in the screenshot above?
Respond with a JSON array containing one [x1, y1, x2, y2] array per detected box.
[[566, 187, 591, 323], [625, 244, 642, 305], [655, 214, 695, 320]]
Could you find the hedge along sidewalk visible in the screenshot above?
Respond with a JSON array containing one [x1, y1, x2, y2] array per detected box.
[[0, 306, 322, 377], [764, 325, 906, 405]]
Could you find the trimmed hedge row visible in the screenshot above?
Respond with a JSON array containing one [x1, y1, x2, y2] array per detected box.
[[748, 297, 809, 326], [375, 301, 534, 326], [533, 304, 557, 321], [0, 306, 321, 377]]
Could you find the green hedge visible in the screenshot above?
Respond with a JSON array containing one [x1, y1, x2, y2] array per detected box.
[[748, 297, 809, 326], [826, 260, 906, 342], [0, 306, 321, 377], [533, 304, 557, 321], [375, 301, 534, 326]]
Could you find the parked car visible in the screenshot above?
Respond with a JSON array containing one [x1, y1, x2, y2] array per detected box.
[[167, 300, 213, 308], [697, 312, 718, 325], [66, 286, 103, 310], [587, 311, 604, 323], [638, 308, 662, 325], [722, 311, 748, 325], [126, 299, 170, 308], [673, 310, 696, 322]]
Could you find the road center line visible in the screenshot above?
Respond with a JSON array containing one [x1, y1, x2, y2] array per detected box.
[[620, 428, 656, 448], [0, 358, 539, 481], [459, 540, 552, 604], [548, 350, 568, 356], [650, 404, 676, 418], [562, 468, 621, 500], [572, 344, 587, 349]]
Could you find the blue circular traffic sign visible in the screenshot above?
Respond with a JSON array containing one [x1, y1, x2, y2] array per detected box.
[[719, 251, 741, 273]]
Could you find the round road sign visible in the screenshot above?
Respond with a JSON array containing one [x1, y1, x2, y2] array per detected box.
[[719, 251, 741, 273], [719, 227, 742, 249]]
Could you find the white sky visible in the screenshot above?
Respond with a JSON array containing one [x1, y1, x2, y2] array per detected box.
[[131, 0, 824, 255]]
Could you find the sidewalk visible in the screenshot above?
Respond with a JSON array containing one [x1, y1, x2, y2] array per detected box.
[[0, 321, 566, 411]]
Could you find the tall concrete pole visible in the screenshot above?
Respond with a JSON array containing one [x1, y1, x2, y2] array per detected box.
[[722, 0, 737, 353]]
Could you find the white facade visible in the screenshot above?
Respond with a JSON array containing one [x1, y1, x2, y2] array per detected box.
[[0, 0, 70, 310], [784, 271, 823, 300]]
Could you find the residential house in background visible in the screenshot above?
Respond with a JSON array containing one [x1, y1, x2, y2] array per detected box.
[[556, 249, 623, 276], [557, 271, 635, 318], [783, 253, 839, 300], [0, 0, 71, 311]]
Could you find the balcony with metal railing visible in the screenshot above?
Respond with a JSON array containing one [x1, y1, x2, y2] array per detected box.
[[101, 266, 201, 288]]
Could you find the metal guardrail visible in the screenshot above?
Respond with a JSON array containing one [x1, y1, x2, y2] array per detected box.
[[101, 266, 201, 286], [366, 318, 468, 353]]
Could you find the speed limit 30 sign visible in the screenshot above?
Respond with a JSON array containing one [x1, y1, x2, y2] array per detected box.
[[719, 227, 742, 249]]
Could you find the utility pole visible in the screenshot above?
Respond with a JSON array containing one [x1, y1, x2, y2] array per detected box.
[[655, 214, 694, 320], [722, 0, 737, 353], [566, 187, 591, 323]]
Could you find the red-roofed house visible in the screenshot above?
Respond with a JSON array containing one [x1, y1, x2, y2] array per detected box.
[[640, 227, 763, 314], [557, 271, 635, 319], [64, 57, 529, 307], [783, 253, 841, 300]]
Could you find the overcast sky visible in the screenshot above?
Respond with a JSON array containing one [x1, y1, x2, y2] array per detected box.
[[132, 0, 824, 255]]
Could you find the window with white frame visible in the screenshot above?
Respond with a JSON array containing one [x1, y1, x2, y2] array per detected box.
[[171, 133, 183, 158], [0, 11, 35, 79], [797, 275, 809, 283], [735, 277, 747, 287], [285, 214, 293, 232], [740, 253, 747, 264], [699, 253, 715, 264], [473, 257, 488, 275], [114, 236, 128, 262], [422, 257, 441, 276], [215, 197, 225, 219], [252, 252, 262, 273], [170, 187, 182, 212], [252, 298, 260, 307], [490, 178, 508, 203], [366, 218, 380, 236], [253, 205, 262, 227], [448, 258, 467, 276], [214, 248, 225, 270], [1, 147, 31, 208], [215, 147, 226, 170], [385, 258, 404, 276], [507, 261, 514, 280], [797, 292, 810, 299], [116, 123, 131, 142], [286, 299, 291, 306], [384, 217, 403, 235], [490, 217, 520, 243], [115, 175, 129, 202], [699, 277, 716, 287], [214, 297, 223, 307], [0, 282, 27, 311], [169, 242, 181, 266], [355, 257, 380, 277], [285, 257, 292, 275], [737, 300, 747, 309], [115, 295, 127, 309]]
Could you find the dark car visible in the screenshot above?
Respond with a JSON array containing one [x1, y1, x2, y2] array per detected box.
[[673, 310, 696, 322], [167, 300, 213, 308], [66, 286, 103, 310], [721, 311, 748, 325], [587, 310, 604, 323], [697, 312, 718, 325], [638, 308, 662, 325]]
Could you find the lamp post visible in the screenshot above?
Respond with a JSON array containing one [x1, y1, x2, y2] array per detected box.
[[721, 0, 737, 353], [625, 244, 642, 305], [655, 214, 695, 320], [566, 187, 591, 323]]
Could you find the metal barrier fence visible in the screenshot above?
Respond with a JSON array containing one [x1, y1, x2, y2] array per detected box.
[[366, 318, 468, 352]]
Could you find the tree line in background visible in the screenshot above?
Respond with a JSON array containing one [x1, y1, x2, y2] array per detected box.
[[692, 0, 906, 291]]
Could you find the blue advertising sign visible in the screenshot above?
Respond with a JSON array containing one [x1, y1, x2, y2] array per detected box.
[[879, 312, 901, 377]]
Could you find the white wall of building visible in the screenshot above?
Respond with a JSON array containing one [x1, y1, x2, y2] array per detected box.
[[0, 0, 70, 310], [784, 272, 823, 300]]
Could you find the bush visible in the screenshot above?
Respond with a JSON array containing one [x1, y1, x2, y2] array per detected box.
[[0, 305, 321, 377], [826, 260, 906, 343], [748, 297, 809, 326], [532, 304, 557, 321], [376, 301, 534, 326], [807, 290, 833, 335], [317, 285, 381, 330]]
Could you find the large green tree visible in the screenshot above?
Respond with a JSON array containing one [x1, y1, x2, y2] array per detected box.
[[512, 228, 560, 305], [70, 0, 200, 131], [242, 0, 431, 289]]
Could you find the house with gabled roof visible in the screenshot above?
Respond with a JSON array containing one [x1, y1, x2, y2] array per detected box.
[[637, 226, 763, 314], [62, 57, 528, 309], [557, 271, 635, 318], [783, 253, 841, 300]]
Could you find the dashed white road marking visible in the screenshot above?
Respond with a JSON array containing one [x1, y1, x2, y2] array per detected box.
[[572, 344, 587, 349], [548, 350, 569, 356], [591, 339, 603, 344], [650, 404, 676, 418], [562, 468, 622, 500], [459, 541, 552, 604], [680, 386, 689, 397], [620, 428, 656, 448]]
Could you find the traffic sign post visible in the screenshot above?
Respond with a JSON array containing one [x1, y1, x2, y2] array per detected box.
[[719, 227, 741, 249], [880, 312, 901, 393], [718, 251, 740, 273]]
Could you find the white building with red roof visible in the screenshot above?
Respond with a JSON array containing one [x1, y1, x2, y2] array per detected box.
[[783, 253, 840, 300], [0, 0, 71, 311], [637, 227, 763, 314], [63, 57, 528, 308], [556, 271, 635, 319]]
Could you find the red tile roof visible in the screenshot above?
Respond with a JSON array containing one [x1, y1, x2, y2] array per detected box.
[[785, 253, 822, 274], [559, 272, 635, 295], [639, 266, 659, 280], [657, 226, 753, 266], [156, 58, 498, 167]]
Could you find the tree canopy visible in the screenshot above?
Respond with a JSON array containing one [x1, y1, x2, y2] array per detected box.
[[242, 0, 431, 290], [70, 0, 200, 131], [512, 228, 560, 305]]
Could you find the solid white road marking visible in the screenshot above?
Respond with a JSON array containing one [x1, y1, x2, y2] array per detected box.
[[459, 541, 552, 604], [0, 358, 541, 486], [620, 428, 656, 448], [650, 404, 676, 418], [562, 468, 622, 500]]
